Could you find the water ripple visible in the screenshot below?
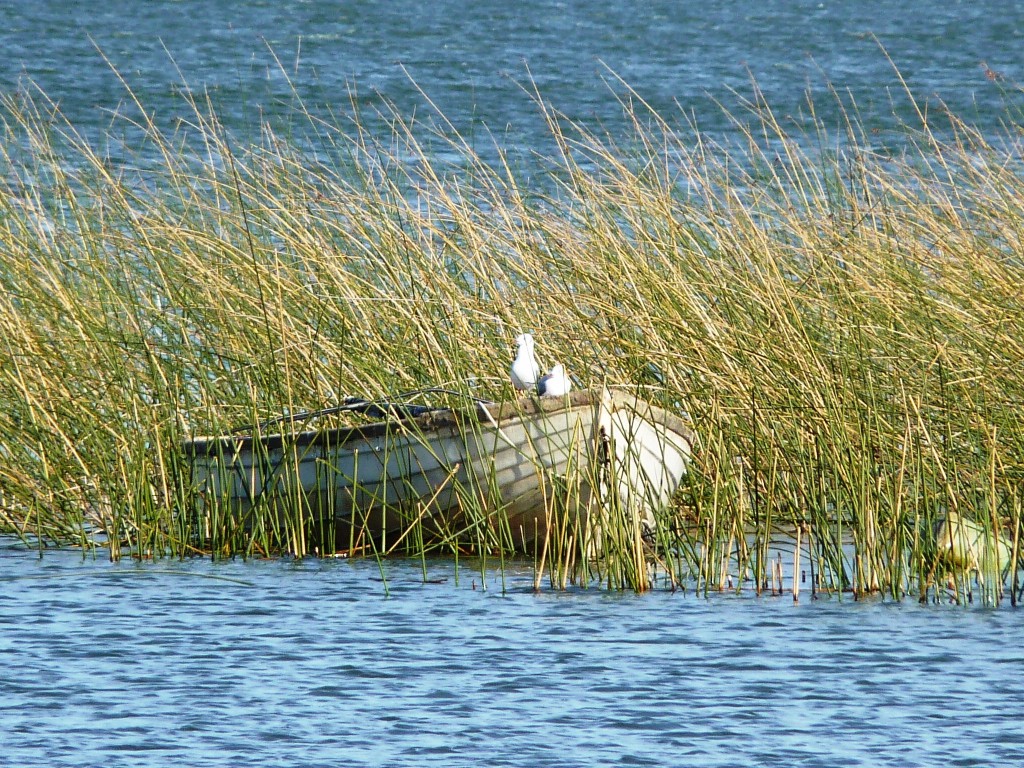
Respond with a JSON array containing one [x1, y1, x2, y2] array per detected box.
[[2, 550, 1022, 767]]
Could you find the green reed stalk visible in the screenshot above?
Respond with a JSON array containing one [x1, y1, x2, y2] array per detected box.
[[2, 64, 1024, 596]]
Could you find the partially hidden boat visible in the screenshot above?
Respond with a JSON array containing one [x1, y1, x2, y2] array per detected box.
[[184, 389, 695, 553]]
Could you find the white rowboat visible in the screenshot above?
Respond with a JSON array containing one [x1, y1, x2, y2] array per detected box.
[[184, 389, 695, 552]]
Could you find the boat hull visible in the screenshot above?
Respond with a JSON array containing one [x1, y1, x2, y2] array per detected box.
[[185, 390, 694, 552]]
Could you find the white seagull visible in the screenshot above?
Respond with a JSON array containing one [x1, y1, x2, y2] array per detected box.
[[510, 333, 540, 391], [537, 363, 572, 397]]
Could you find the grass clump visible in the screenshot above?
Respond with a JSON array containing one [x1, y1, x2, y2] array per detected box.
[[1, 68, 1023, 602]]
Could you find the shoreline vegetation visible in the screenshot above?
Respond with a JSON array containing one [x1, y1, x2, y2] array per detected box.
[[2, 69, 1023, 604]]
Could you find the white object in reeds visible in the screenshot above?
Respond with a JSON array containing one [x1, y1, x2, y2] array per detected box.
[[935, 511, 1011, 572], [185, 389, 694, 552], [510, 333, 540, 391], [538, 363, 572, 398]]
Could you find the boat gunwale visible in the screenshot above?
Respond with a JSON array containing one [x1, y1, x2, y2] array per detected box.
[[182, 389, 694, 457]]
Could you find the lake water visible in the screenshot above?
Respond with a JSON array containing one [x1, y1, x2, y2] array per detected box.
[[3, 2, 1024, 766], [2, 545, 1023, 768], [3, 0, 1024, 166]]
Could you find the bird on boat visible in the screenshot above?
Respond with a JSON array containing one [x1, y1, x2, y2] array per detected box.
[[510, 333, 540, 391], [537, 363, 571, 398]]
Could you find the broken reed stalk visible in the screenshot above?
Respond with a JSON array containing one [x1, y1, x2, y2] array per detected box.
[[793, 524, 802, 603]]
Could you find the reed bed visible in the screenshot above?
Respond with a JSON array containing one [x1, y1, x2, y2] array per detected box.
[[1, 72, 1023, 602]]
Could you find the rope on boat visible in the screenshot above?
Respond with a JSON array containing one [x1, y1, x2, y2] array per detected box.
[[232, 387, 496, 434]]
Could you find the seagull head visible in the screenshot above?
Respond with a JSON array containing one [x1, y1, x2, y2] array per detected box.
[[514, 333, 534, 354]]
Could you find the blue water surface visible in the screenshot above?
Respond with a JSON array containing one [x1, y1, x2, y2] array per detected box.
[[2, 0, 1023, 162], [1, 547, 1021, 768]]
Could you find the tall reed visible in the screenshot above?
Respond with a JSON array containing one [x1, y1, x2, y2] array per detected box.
[[1, 68, 1022, 600]]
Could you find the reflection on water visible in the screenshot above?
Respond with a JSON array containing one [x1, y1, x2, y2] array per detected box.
[[1, 544, 1021, 767]]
